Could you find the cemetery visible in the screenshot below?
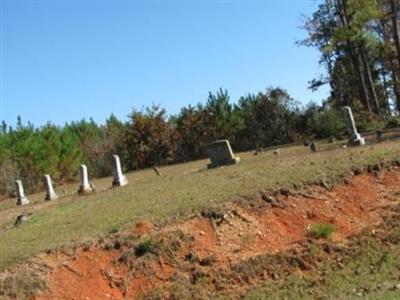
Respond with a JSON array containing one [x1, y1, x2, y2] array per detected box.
[[2, 126, 400, 299], [2, 1, 400, 298]]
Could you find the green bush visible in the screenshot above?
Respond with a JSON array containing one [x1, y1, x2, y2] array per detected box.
[[307, 108, 346, 139], [134, 239, 157, 257], [386, 116, 400, 129], [308, 224, 335, 239], [354, 111, 385, 133]]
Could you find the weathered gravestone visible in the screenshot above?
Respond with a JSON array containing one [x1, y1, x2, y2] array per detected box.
[[207, 139, 240, 169], [342, 106, 365, 146], [15, 180, 29, 206], [44, 174, 58, 201], [78, 164, 93, 194], [254, 147, 264, 156], [310, 142, 318, 152], [153, 167, 162, 176], [376, 129, 383, 142], [112, 154, 128, 187]]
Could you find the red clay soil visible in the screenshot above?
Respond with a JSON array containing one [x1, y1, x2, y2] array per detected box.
[[131, 220, 153, 237], [37, 249, 123, 300], [35, 169, 400, 300]]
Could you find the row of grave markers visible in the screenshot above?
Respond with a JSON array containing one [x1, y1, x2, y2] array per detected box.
[[15, 106, 363, 206], [15, 154, 128, 206]]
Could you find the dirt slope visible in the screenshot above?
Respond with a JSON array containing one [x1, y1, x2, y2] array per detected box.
[[26, 167, 400, 300]]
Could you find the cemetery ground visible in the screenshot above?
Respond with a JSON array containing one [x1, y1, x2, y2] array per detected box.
[[2, 135, 400, 298]]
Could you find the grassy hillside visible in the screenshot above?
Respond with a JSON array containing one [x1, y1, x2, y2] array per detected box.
[[1, 139, 400, 270], [243, 213, 400, 300]]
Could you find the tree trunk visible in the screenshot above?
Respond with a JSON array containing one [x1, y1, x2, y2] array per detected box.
[[391, 64, 400, 112], [336, 0, 372, 112], [361, 50, 381, 116], [353, 47, 372, 112], [379, 9, 400, 112], [340, 62, 351, 106], [391, 0, 400, 69], [381, 67, 392, 115]]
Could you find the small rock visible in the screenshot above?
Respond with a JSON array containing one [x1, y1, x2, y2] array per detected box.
[[185, 251, 199, 263], [352, 167, 363, 175], [199, 231, 205, 236], [272, 273, 279, 280], [279, 188, 292, 196], [262, 271, 268, 280], [14, 213, 32, 226], [320, 179, 330, 190], [262, 195, 284, 208], [199, 255, 216, 266], [306, 211, 316, 219], [372, 164, 381, 171]]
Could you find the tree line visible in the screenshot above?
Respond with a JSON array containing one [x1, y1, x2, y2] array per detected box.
[[1, 86, 398, 198], [301, 0, 400, 116]]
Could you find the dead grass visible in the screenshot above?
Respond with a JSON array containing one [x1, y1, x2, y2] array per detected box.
[[1, 139, 400, 269], [0, 271, 46, 300]]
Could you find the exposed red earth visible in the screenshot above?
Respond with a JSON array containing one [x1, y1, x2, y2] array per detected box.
[[33, 168, 400, 299]]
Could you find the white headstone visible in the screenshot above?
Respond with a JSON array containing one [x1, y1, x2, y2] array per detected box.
[[343, 106, 365, 146], [44, 174, 58, 201], [112, 154, 128, 186], [78, 164, 93, 194], [15, 180, 29, 205]]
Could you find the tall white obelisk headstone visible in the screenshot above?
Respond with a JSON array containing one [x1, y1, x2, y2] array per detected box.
[[44, 174, 58, 201], [112, 154, 128, 187], [15, 180, 29, 205], [78, 164, 93, 194], [343, 106, 365, 146]]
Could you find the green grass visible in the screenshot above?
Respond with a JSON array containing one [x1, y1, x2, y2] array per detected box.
[[308, 223, 335, 239], [1, 139, 400, 269], [243, 218, 400, 300]]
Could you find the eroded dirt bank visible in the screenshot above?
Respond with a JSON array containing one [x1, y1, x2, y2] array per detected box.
[[3, 165, 400, 299]]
